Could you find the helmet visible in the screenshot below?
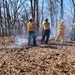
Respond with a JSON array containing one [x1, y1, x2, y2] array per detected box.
[[45, 18, 48, 21], [60, 20, 64, 22], [60, 20, 64, 24], [29, 18, 33, 21]]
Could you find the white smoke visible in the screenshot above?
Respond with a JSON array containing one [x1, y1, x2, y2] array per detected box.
[[7, 26, 72, 49], [7, 35, 28, 48], [50, 26, 57, 39], [15, 35, 28, 46]]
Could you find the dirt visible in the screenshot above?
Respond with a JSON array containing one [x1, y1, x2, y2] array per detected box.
[[0, 37, 75, 75]]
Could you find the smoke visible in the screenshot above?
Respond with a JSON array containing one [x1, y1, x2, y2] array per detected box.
[[50, 26, 72, 40], [7, 35, 28, 48], [15, 35, 28, 46], [7, 26, 72, 49], [7, 27, 57, 49], [50, 27, 57, 39]]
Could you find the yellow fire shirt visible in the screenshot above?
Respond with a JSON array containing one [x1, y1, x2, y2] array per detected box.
[[27, 22, 36, 31]]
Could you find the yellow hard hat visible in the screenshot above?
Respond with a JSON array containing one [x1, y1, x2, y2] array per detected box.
[[73, 23, 75, 26], [59, 20, 64, 25], [60, 20, 64, 22]]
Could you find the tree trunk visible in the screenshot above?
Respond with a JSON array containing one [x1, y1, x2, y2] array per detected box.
[[72, 0, 75, 22], [60, 0, 63, 20], [33, 0, 35, 22], [3, 0, 7, 36], [30, 0, 33, 20], [36, 0, 39, 31], [6, 0, 10, 36], [0, 0, 4, 37], [50, 0, 54, 27], [41, 0, 44, 25], [0, 0, 1, 36], [73, 3, 75, 22]]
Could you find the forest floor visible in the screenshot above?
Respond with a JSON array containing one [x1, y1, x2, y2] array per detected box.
[[0, 37, 75, 75]]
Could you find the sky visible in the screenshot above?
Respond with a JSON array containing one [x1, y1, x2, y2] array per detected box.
[[63, 0, 73, 26]]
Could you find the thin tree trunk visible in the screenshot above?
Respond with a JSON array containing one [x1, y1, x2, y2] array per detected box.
[[50, 0, 54, 27], [71, 0, 75, 22], [41, 0, 44, 25], [34, 0, 36, 22], [73, 3, 75, 22], [30, 0, 34, 20], [55, 0, 58, 27], [0, 0, 4, 37], [6, 0, 10, 36], [60, 0, 63, 20], [0, 0, 1, 36], [3, 0, 7, 36], [36, 0, 39, 31]]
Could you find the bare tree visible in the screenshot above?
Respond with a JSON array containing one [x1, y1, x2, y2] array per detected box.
[[36, 0, 39, 31], [0, 0, 2, 36], [46, 0, 56, 27], [2, 0, 7, 36], [50, 0, 54, 27], [60, 0, 63, 20], [30, 0, 35, 21], [0, 0, 4, 36], [72, 0, 75, 22], [5, 0, 11, 36], [41, 0, 44, 24], [30, 0, 39, 31]]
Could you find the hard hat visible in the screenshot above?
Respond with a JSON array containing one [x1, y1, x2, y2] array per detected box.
[[60, 20, 64, 24], [60, 20, 64, 22], [45, 18, 48, 21], [29, 18, 33, 21], [73, 23, 75, 26]]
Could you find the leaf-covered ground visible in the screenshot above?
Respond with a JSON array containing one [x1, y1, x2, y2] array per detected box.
[[0, 37, 75, 75]]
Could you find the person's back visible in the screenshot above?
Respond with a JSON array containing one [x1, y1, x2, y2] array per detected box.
[[58, 20, 65, 31], [55, 20, 65, 43], [41, 18, 50, 44], [27, 19, 37, 47], [42, 21, 50, 30], [27, 22, 36, 31]]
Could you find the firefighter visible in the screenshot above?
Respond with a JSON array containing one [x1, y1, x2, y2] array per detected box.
[[41, 18, 50, 44], [55, 20, 65, 43], [71, 23, 75, 40], [27, 18, 37, 47]]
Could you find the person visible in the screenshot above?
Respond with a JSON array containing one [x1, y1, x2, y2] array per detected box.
[[27, 18, 37, 47], [41, 18, 50, 44], [55, 20, 65, 43], [71, 23, 75, 40]]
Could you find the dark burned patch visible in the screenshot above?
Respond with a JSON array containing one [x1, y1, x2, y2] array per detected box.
[[39, 45, 57, 49], [55, 43, 73, 46]]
